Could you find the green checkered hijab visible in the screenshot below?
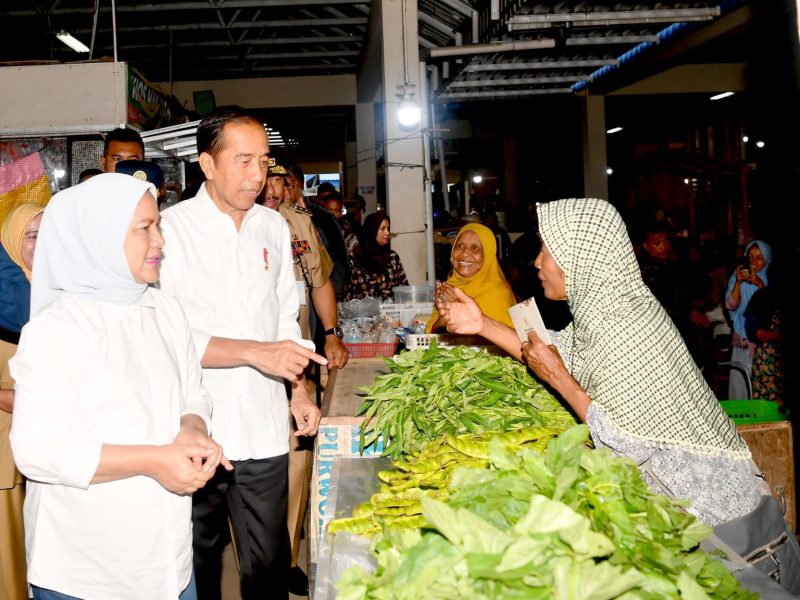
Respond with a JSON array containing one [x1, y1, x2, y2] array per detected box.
[[537, 198, 748, 456]]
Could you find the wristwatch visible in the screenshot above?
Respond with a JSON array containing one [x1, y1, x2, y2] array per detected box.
[[325, 326, 344, 339]]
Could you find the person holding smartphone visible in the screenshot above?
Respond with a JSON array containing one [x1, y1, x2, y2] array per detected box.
[[725, 240, 772, 399]]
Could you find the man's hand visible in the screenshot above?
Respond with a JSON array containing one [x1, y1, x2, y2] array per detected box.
[[174, 414, 233, 473], [247, 340, 327, 380], [324, 336, 349, 369], [290, 393, 321, 437]]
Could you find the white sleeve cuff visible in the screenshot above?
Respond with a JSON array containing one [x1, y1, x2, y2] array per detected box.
[[57, 437, 103, 489]]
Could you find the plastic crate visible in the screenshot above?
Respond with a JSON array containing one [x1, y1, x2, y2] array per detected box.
[[344, 341, 398, 358], [720, 400, 786, 425], [406, 333, 473, 349], [405, 333, 503, 354]]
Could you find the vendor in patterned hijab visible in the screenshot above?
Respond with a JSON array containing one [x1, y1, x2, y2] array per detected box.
[[434, 198, 764, 526]]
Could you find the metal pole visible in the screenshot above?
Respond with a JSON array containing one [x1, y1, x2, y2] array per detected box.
[[111, 0, 118, 63], [420, 61, 436, 286], [111, 0, 122, 127], [430, 65, 450, 214]]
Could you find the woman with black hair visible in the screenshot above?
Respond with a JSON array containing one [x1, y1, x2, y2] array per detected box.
[[344, 211, 408, 301]]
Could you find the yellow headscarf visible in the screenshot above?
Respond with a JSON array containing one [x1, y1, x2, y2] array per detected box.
[[426, 223, 516, 332], [1, 202, 45, 282]]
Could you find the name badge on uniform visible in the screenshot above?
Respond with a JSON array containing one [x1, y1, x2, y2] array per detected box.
[[296, 280, 306, 305]]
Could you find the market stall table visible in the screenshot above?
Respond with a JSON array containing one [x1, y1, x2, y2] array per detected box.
[[310, 358, 390, 578]]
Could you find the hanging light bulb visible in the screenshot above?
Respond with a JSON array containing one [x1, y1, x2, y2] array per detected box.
[[395, 0, 421, 129], [397, 84, 421, 128]]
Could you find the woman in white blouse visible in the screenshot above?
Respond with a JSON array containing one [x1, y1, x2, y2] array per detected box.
[[10, 173, 231, 600]]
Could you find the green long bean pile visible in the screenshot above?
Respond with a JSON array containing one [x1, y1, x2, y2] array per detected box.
[[358, 340, 575, 459], [329, 425, 560, 537]]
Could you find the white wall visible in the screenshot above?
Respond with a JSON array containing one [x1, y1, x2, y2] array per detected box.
[[166, 74, 357, 110], [0, 62, 127, 134]]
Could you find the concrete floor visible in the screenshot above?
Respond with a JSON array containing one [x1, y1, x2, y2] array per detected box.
[[220, 540, 309, 600], [221, 369, 324, 600]]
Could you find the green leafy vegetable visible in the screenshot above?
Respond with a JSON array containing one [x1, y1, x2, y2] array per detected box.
[[358, 339, 576, 458], [335, 425, 756, 600]]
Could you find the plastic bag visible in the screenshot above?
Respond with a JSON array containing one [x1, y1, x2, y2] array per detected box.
[[338, 297, 381, 319], [314, 532, 376, 600]]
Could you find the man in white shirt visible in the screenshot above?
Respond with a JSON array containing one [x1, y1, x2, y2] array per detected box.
[[159, 106, 326, 600]]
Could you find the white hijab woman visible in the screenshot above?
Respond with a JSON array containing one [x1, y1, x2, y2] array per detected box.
[[11, 173, 230, 600]]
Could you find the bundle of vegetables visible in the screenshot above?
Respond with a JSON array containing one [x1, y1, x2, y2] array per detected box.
[[358, 340, 575, 459], [336, 425, 755, 600], [328, 425, 560, 538]]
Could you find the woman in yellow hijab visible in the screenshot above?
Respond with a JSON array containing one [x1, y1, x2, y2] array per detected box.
[[427, 223, 515, 333], [0, 202, 44, 600], [2, 203, 44, 282]]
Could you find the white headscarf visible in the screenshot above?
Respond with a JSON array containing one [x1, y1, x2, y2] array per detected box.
[[537, 198, 749, 457], [30, 173, 156, 316]]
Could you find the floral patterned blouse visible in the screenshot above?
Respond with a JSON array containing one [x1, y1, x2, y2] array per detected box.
[[344, 250, 408, 301]]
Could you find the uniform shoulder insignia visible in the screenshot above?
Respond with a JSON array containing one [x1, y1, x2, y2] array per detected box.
[[289, 203, 313, 216]]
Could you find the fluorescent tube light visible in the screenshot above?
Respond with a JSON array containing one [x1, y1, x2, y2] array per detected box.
[[56, 31, 90, 53], [710, 91, 734, 101], [606, 127, 623, 134]]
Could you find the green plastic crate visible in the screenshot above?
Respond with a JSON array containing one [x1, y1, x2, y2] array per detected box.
[[720, 400, 786, 425]]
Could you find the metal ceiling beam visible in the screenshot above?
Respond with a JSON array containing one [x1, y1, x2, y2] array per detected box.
[[93, 17, 368, 32], [419, 36, 437, 49], [508, 8, 720, 30], [3, 0, 370, 16], [136, 59, 354, 69], [565, 35, 660, 46], [448, 75, 591, 87], [117, 36, 362, 50], [438, 88, 573, 101], [435, 0, 473, 18], [248, 50, 359, 59], [419, 11, 456, 39], [427, 38, 555, 58], [465, 58, 618, 72], [132, 49, 358, 61]]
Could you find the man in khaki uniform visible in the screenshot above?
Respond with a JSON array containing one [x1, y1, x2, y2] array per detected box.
[[263, 157, 348, 595]]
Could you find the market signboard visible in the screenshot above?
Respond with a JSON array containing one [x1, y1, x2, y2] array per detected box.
[[127, 68, 176, 131]]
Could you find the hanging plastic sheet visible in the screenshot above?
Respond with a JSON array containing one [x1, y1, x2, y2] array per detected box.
[[0, 151, 52, 224]]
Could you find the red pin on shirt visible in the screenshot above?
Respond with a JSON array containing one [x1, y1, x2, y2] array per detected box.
[[262, 247, 269, 271]]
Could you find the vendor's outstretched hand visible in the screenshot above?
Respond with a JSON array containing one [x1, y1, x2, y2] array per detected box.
[[435, 282, 484, 335]]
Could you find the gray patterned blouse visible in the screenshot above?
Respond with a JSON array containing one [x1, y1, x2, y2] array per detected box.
[[549, 330, 762, 526], [587, 403, 763, 526]]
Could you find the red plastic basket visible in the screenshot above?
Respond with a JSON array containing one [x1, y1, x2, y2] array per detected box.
[[344, 341, 398, 358]]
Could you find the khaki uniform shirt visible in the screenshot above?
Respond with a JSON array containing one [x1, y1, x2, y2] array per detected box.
[[279, 202, 333, 339], [0, 339, 21, 488]]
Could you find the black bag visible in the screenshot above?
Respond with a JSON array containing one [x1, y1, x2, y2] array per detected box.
[[640, 457, 800, 596], [712, 494, 800, 596]]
